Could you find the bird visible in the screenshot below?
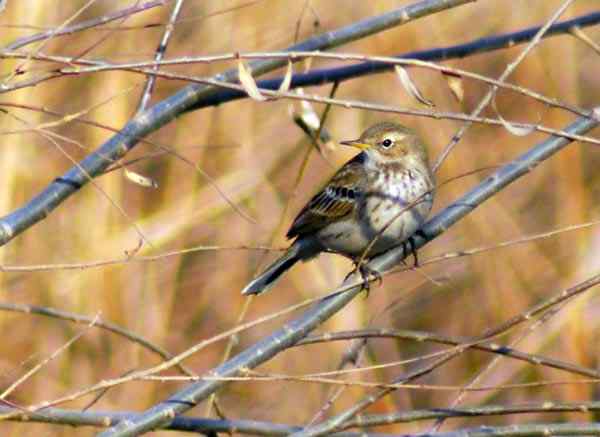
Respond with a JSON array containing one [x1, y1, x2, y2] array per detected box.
[[242, 121, 434, 295]]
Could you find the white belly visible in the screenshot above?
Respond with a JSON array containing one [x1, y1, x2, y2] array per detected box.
[[316, 170, 433, 258]]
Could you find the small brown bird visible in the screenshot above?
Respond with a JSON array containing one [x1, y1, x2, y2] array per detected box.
[[242, 122, 434, 295]]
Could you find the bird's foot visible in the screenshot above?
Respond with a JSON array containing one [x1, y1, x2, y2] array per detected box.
[[346, 264, 382, 297]]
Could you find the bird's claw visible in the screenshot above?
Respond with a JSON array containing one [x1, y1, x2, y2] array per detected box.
[[345, 264, 382, 297]]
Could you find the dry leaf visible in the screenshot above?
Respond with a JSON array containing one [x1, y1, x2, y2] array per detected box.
[[125, 169, 158, 188], [291, 97, 320, 139], [299, 99, 321, 131], [493, 98, 536, 137], [498, 117, 535, 137], [279, 60, 293, 92], [443, 71, 464, 103], [395, 65, 434, 107], [238, 61, 267, 101]]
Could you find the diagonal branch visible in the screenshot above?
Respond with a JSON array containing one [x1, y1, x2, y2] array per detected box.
[[184, 11, 600, 112], [5, 12, 597, 104], [4, 0, 168, 51], [0, 302, 194, 376], [136, 0, 184, 112], [99, 104, 599, 436], [296, 328, 600, 379], [0, 0, 474, 246], [290, 277, 600, 437], [432, 0, 575, 172]]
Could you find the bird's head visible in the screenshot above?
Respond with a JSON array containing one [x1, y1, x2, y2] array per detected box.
[[340, 122, 429, 166]]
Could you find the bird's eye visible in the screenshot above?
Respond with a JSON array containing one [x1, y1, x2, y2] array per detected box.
[[381, 138, 393, 148]]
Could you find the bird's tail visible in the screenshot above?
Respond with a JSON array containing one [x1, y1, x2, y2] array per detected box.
[[242, 240, 315, 295]]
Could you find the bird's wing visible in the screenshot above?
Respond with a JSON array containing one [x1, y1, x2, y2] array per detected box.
[[287, 153, 365, 239]]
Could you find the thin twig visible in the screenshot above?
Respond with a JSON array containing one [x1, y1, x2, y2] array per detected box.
[[1, 403, 600, 435], [0, 0, 476, 248], [4, 66, 600, 145], [1, 0, 100, 85], [291, 271, 600, 437], [136, 0, 184, 112], [570, 25, 600, 55], [0, 314, 99, 399], [286, 109, 600, 437], [0, 296, 323, 422], [0, 100, 155, 248], [432, 0, 576, 172], [26, 51, 587, 119], [343, 401, 600, 430], [297, 328, 600, 379], [142, 373, 600, 393], [0, 302, 194, 376], [102, 108, 599, 436], [429, 290, 579, 432], [0, 244, 282, 272], [4, 1, 167, 50]]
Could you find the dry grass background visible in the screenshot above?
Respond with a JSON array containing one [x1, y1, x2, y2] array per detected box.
[[0, 0, 600, 435]]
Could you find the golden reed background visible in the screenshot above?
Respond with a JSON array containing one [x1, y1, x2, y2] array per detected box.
[[0, 0, 599, 435]]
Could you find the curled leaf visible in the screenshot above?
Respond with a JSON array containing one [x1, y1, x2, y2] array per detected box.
[[238, 61, 267, 101], [498, 117, 535, 137], [395, 65, 434, 107], [299, 99, 321, 131], [125, 169, 158, 188], [278, 60, 293, 92], [442, 71, 464, 103], [291, 91, 334, 153], [493, 98, 536, 137]]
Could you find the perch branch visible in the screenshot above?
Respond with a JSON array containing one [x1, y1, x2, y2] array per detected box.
[[99, 104, 599, 436]]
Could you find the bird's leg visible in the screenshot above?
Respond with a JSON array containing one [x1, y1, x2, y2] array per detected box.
[[404, 229, 426, 268], [403, 237, 419, 267]]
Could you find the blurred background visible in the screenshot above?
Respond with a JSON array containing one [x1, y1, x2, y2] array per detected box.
[[0, 0, 599, 435]]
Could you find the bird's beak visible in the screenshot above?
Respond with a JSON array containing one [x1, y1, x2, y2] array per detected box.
[[340, 139, 370, 150]]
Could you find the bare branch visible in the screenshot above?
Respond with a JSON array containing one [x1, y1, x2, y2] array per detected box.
[[4, 1, 167, 51], [0, 302, 194, 376], [1, 402, 600, 435], [297, 328, 600, 379], [0, 0, 533, 247], [433, 0, 575, 172], [136, 0, 184, 112], [99, 106, 599, 436]]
